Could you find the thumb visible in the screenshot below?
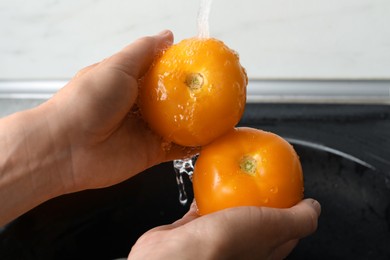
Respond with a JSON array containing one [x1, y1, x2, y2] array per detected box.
[[184, 199, 320, 260], [103, 30, 174, 79], [275, 199, 321, 244], [60, 31, 174, 132]]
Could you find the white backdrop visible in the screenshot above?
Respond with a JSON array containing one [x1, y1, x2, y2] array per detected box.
[[1, 0, 389, 80]]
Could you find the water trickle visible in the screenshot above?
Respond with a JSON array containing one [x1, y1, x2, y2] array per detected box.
[[173, 155, 199, 205], [174, 165, 189, 205], [197, 0, 213, 39], [171, 0, 211, 205]]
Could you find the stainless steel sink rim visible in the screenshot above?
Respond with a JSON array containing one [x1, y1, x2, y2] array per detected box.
[[0, 79, 389, 104]]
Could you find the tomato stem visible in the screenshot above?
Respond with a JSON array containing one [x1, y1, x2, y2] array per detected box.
[[240, 155, 257, 176], [185, 73, 204, 90]]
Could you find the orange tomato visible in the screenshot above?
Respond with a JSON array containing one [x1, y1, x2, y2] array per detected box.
[[138, 37, 248, 147], [192, 127, 304, 215]]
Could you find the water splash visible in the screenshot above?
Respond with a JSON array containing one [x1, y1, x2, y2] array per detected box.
[[197, 0, 212, 38], [173, 154, 198, 205]]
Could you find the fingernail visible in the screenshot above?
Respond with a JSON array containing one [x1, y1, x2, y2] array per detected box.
[[158, 29, 171, 36], [311, 199, 321, 215], [157, 30, 173, 46]]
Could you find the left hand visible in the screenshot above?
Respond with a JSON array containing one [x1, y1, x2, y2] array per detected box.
[[0, 30, 197, 227], [40, 30, 197, 193]]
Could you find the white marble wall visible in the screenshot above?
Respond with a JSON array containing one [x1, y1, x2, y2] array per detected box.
[[1, 0, 390, 80]]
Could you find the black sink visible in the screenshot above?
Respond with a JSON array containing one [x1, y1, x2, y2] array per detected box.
[[242, 103, 390, 259], [1, 102, 389, 260]]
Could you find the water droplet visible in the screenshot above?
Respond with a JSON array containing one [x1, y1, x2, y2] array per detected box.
[[224, 60, 231, 67], [232, 49, 240, 59], [185, 49, 195, 56], [270, 187, 279, 194], [263, 197, 270, 204], [161, 141, 173, 153]]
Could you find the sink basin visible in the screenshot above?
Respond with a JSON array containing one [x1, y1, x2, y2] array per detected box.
[[243, 103, 390, 259], [0, 81, 389, 259]]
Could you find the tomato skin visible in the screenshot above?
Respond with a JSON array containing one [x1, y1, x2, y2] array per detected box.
[[138, 37, 247, 147], [192, 127, 304, 215]]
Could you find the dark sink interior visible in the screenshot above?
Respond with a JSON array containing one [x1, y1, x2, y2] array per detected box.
[[1, 103, 389, 259]]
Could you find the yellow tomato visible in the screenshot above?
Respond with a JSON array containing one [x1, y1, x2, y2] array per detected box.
[[138, 37, 247, 147], [193, 127, 304, 215]]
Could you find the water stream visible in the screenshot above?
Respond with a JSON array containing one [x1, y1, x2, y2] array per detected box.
[[172, 0, 213, 205], [197, 0, 212, 38], [173, 155, 198, 205]]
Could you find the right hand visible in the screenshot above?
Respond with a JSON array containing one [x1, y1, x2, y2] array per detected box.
[[129, 198, 321, 260]]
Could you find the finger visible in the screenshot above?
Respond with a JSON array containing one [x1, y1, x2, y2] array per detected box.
[[262, 198, 320, 249], [172, 200, 199, 226], [73, 62, 100, 79], [142, 201, 199, 233], [283, 198, 321, 240], [272, 239, 299, 260], [103, 30, 174, 79], [160, 142, 200, 162], [156, 201, 199, 231], [196, 198, 320, 254]]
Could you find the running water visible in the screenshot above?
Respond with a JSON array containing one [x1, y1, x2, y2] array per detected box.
[[197, 0, 213, 38], [173, 155, 198, 205], [172, 0, 212, 205]]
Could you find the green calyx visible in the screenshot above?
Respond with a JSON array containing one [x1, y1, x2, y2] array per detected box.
[[239, 155, 257, 176], [185, 73, 204, 90]]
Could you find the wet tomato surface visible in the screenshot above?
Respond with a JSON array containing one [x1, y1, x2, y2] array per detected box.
[[193, 127, 304, 215], [139, 37, 247, 147]]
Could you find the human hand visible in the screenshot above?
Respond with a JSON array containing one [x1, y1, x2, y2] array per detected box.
[[0, 30, 200, 226], [40, 30, 196, 193], [128, 198, 321, 260]]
